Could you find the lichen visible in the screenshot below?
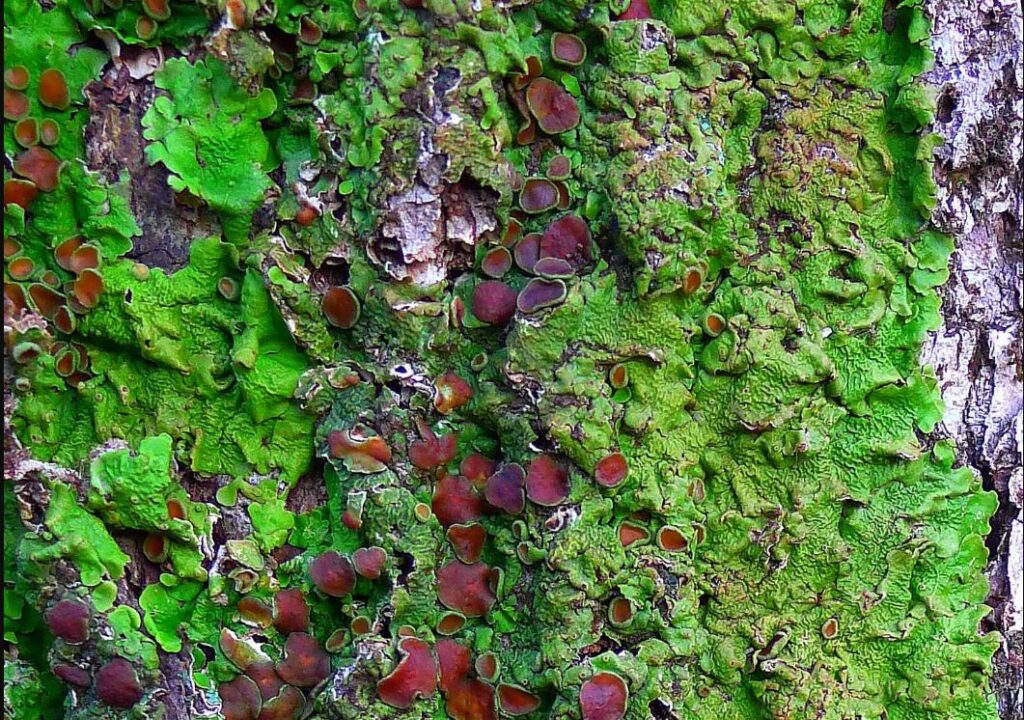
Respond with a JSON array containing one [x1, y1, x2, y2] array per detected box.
[[3, 0, 1001, 718]]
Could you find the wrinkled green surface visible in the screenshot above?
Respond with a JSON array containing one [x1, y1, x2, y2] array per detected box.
[[3, 0, 999, 718]]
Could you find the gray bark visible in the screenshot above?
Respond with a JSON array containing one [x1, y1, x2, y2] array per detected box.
[[922, 0, 1023, 715]]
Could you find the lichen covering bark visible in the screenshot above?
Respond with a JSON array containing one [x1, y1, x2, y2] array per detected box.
[[2, 0, 1001, 718]]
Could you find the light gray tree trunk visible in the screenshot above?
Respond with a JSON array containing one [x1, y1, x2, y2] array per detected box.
[[922, 0, 1023, 715]]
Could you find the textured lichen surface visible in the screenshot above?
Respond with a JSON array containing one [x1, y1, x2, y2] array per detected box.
[[2, 0, 1001, 718]]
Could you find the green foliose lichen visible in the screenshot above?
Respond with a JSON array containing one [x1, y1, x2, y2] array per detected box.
[[3, 0, 1001, 718]]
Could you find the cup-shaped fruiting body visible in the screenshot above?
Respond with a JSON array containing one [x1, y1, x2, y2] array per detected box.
[[608, 597, 633, 626], [532, 257, 573, 281], [4, 283, 28, 317], [516, 117, 537, 145], [704, 312, 726, 336], [436, 642, 497, 720], [682, 266, 704, 295], [470, 352, 488, 372], [54, 236, 83, 271], [525, 454, 570, 506], [446, 522, 486, 564], [322, 286, 360, 329], [517, 278, 567, 314], [409, 420, 458, 470], [142, 533, 168, 563], [447, 679, 497, 720], [475, 652, 498, 682], [434, 481, 474, 524], [35, 119, 59, 147], [433, 372, 473, 415], [310, 551, 356, 597], [616, 0, 653, 19], [4, 178, 38, 209], [546, 154, 572, 181], [7, 256, 34, 280], [471, 280, 517, 326], [4, 88, 29, 120], [481, 247, 512, 278], [327, 630, 348, 653], [53, 346, 78, 376], [555, 181, 571, 210], [551, 33, 587, 67], [237, 597, 273, 628], [594, 452, 629, 488], [218, 674, 262, 720], [14, 146, 60, 191], [73, 268, 104, 309], [245, 661, 284, 701], [13, 118, 38, 147], [518, 178, 559, 214], [579, 671, 628, 720], [608, 364, 629, 390], [822, 617, 839, 639], [501, 218, 523, 248], [484, 463, 526, 515], [290, 78, 317, 105], [4, 66, 29, 90], [514, 233, 541, 274], [436, 560, 497, 617], [225, 0, 247, 28], [299, 16, 323, 44], [257, 685, 304, 718], [221, 628, 268, 672], [414, 502, 432, 522], [437, 612, 466, 635], [276, 632, 330, 687], [141, 0, 171, 21], [45, 599, 90, 643], [135, 16, 158, 40], [350, 616, 372, 635], [67, 244, 100, 275], [327, 424, 392, 473], [295, 204, 319, 226], [54, 305, 76, 334], [352, 546, 386, 579], [377, 637, 438, 709], [12, 341, 42, 364], [540, 214, 591, 269], [459, 454, 495, 487], [28, 283, 64, 319], [218, 277, 240, 301], [618, 522, 649, 547], [273, 588, 310, 633], [96, 658, 144, 708], [53, 663, 91, 687], [38, 68, 70, 110], [516, 542, 547, 565], [656, 526, 687, 552], [526, 77, 580, 135], [523, 55, 543, 81], [498, 684, 541, 715]]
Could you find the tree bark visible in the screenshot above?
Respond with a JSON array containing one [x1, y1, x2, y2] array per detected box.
[[922, 0, 1023, 715]]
